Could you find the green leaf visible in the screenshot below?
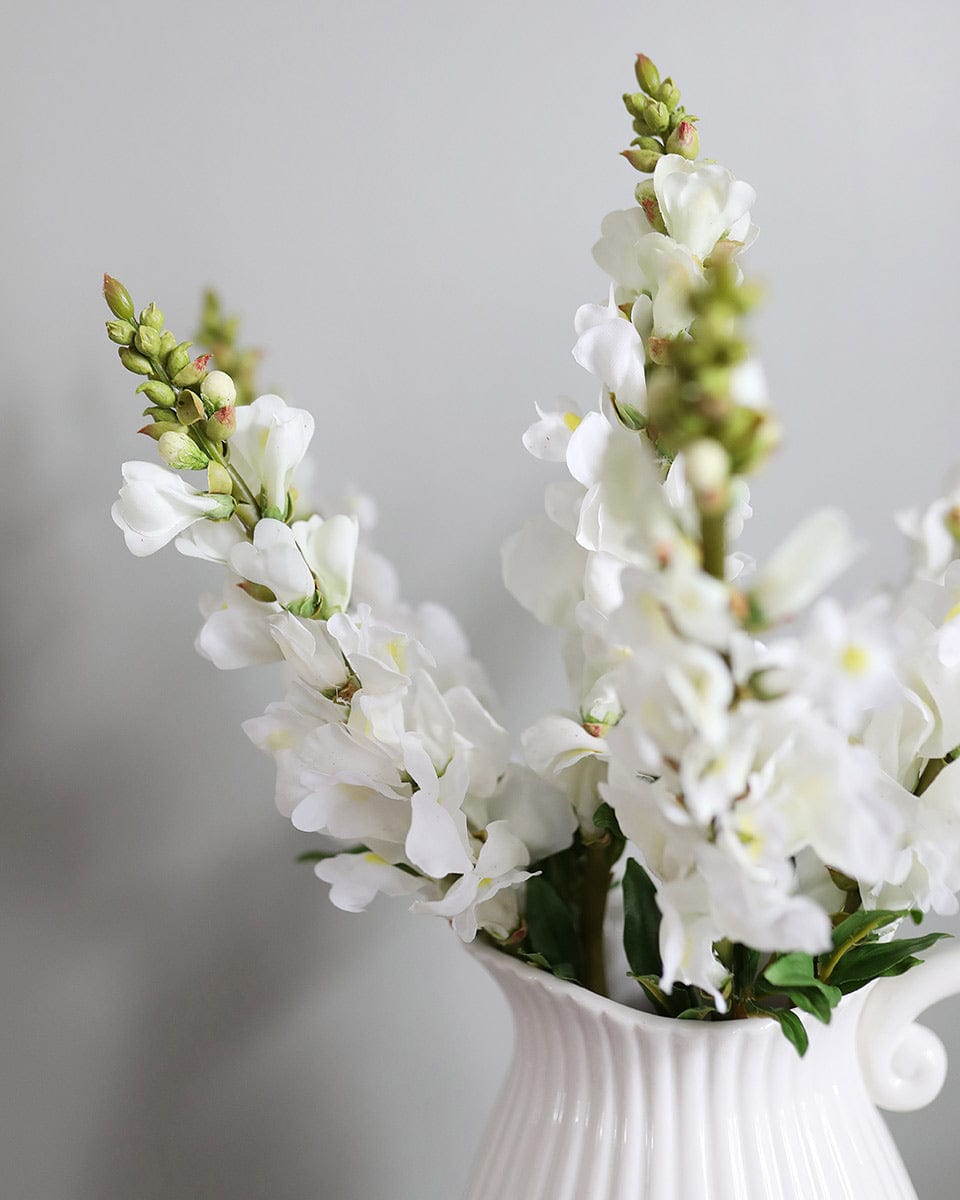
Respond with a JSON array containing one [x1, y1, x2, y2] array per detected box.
[[731, 943, 762, 992], [622, 858, 662, 979], [829, 932, 951, 994], [297, 847, 362, 864], [676, 1006, 715, 1020], [829, 908, 920, 952], [524, 876, 583, 981], [592, 802, 623, 840], [763, 952, 817, 988], [629, 973, 674, 1017], [770, 1007, 809, 1057], [783, 988, 833, 1024], [519, 951, 579, 982]]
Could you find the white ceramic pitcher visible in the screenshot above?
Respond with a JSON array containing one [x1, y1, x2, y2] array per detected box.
[[464, 938, 960, 1199]]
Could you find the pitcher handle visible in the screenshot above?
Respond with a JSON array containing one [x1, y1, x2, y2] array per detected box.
[[857, 944, 960, 1112]]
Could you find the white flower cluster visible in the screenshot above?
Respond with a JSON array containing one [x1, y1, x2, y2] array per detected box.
[[113, 394, 576, 944], [505, 154, 960, 1007]]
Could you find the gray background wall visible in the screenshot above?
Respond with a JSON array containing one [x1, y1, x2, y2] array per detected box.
[[3, 1, 959, 1196]]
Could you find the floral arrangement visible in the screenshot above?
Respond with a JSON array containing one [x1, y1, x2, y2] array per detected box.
[[105, 55, 960, 1056]]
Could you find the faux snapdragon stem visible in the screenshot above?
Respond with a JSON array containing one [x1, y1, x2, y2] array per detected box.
[[700, 509, 726, 580], [579, 839, 620, 997]]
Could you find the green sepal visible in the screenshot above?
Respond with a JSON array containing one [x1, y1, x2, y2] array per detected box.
[[285, 593, 322, 619], [628, 973, 674, 1017], [676, 1006, 715, 1020]]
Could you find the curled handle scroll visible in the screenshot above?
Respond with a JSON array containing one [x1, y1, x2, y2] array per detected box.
[[858, 945, 960, 1112]]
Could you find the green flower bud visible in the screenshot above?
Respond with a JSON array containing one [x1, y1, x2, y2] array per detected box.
[[945, 506, 960, 542], [103, 274, 134, 321], [635, 180, 667, 233], [205, 405, 236, 441], [106, 319, 136, 346], [622, 91, 647, 119], [207, 461, 233, 495], [134, 325, 161, 357], [118, 346, 154, 376], [642, 97, 670, 134], [621, 146, 662, 173], [685, 438, 730, 514], [203, 492, 237, 521], [158, 429, 209, 470], [141, 405, 176, 421], [159, 329, 177, 357], [658, 78, 681, 112], [175, 390, 206, 426], [238, 579, 277, 603], [136, 379, 177, 408], [200, 370, 237, 408], [138, 421, 179, 441], [634, 53, 660, 96], [164, 341, 193, 377], [172, 353, 212, 388], [139, 302, 164, 330], [665, 119, 699, 160]]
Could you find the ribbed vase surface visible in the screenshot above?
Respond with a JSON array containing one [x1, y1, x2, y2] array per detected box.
[[464, 940, 932, 1200]]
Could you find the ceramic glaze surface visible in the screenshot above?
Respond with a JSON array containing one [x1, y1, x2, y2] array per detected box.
[[464, 941, 960, 1200]]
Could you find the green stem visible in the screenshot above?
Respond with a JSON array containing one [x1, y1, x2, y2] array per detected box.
[[700, 508, 726, 580], [916, 757, 947, 796], [579, 839, 617, 997]]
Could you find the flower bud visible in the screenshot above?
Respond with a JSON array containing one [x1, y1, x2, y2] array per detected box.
[[658, 78, 681, 112], [207, 461, 233, 495], [634, 53, 660, 96], [134, 325, 161, 358], [159, 329, 177, 357], [634, 180, 666, 233], [158, 429, 209, 470], [175, 390, 206, 426], [622, 91, 647, 119], [164, 341, 193, 377], [106, 319, 136, 346], [172, 353, 212, 388], [205, 405, 236, 441], [103, 274, 134, 321], [118, 346, 153, 376], [136, 379, 177, 408], [138, 420, 179, 441], [666, 119, 699, 160], [945, 506, 960, 542], [642, 97, 670, 134], [621, 146, 662, 173], [685, 438, 730, 514], [200, 370, 237, 408], [139, 302, 164, 330], [647, 336, 673, 365], [237, 579, 277, 603]]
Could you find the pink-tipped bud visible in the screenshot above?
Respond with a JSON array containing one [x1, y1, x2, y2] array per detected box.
[[621, 146, 662, 173], [103, 273, 134, 321], [666, 119, 699, 160], [634, 53, 660, 96], [172, 353, 212, 388], [205, 405, 236, 441]]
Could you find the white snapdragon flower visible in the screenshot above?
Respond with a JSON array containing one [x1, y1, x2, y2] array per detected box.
[[653, 155, 757, 262], [654, 873, 728, 1009], [749, 509, 857, 623], [522, 397, 585, 462], [175, 517, 245, 565], [196, 579, 283, 670], [572, 287, 648, 416], [634, 233, 703, 337], [315, 850, 430, 913], [591, 206, 654, 296], [269, 611, 350, 693], [791, 597, 898, 733], [466, 763, 577, 863], [413, 821, 532, 941], [112, 461, 230, 557], [522, 712, 610, 778], [501, 514, 587, 628], [229, 394, 315, 515], [896, 468, 960, 583], [328, 604, 434, 693], [230, 519, 315, 606], [291, 514, 359, 614]]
